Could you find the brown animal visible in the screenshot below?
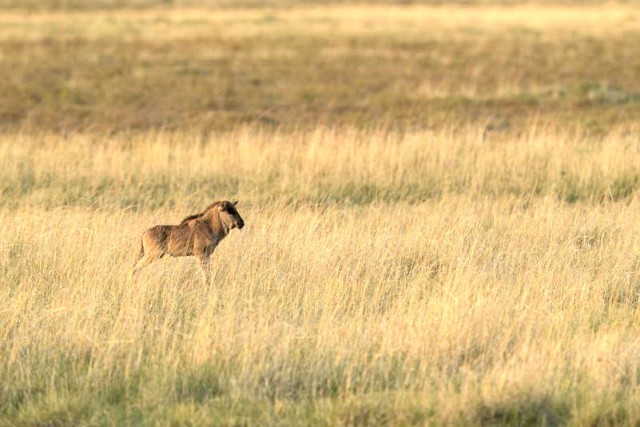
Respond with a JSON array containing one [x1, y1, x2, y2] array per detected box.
[[132, 201, 245, 282]]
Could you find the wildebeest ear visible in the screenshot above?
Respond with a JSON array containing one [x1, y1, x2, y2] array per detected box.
[[232, 200, 238, 206]]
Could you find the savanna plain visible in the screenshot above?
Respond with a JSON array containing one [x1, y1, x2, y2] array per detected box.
[[3, 2, 640, 425]]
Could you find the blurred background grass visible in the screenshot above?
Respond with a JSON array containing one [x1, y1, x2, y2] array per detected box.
[[1, 4, 640, 133], [3, 0, 636, 9]]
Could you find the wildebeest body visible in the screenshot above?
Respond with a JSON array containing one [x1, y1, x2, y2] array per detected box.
[[132, 201, 244, 282], [143, 222, 213, 257]]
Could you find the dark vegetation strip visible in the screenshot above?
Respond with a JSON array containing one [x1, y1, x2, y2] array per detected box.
[[1, 32, 640, 132]]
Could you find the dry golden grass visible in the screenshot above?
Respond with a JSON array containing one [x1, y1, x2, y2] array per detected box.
[[4, 2, 640, 425], [3, 126, 640, 209], [3, 127, 640, 424], [2, 5, 639, 39]]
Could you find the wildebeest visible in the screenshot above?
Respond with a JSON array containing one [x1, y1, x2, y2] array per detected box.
[[132, 201, 245, 282]]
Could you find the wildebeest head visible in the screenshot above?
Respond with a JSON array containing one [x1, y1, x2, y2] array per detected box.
[[219, 200, 245, 230]]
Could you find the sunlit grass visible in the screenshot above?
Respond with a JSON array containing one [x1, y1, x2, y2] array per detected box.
[[3, 2, 640, 424], [3, 127, 640, 424], [4, 197, 640, 424], [2, 5, 639, 40], [3, 126, 640, 209]]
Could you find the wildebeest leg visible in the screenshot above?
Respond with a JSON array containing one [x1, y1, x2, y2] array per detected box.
[[194, 236, 215, 284], [198, 255, 211, 284], [131, 254, 161, 278], [131, 256, 150, 277]]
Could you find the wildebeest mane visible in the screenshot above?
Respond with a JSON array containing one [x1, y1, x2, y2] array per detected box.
[[180, 202, 222, 224]]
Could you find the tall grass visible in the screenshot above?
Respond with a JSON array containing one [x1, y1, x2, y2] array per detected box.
[[3, 127, 640, 424], [3, 2, 640, 424], [3, 126, 640, 210]]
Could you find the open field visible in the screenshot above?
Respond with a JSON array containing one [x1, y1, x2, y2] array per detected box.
[[2, 4, 640, 131], [3, 3, 640, 426], [4, 128, 640, 424]]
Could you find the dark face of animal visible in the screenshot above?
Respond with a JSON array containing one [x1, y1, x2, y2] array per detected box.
[[220, 201, 245, 230]]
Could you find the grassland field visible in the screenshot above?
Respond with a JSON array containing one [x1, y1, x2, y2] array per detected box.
[[3, 3, 640, 426]]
